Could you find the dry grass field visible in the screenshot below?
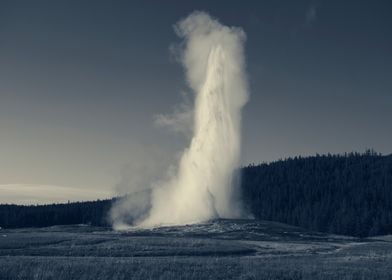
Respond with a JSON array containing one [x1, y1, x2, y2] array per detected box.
[[1, 220, 392, 279]]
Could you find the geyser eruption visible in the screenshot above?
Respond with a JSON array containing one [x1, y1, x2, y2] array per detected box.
[[111, 12, 249, 228]]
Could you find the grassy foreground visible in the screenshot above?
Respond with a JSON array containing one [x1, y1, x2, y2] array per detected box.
[[1, 220, 391, 279]]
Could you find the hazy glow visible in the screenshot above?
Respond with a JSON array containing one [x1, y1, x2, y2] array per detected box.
[[0, 184, 112, 205], [111, 12, 248, 228]]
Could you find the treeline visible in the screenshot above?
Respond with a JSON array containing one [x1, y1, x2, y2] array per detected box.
[[1, 151, 391, 237], [241, 151, 392, 237], [0, 199, 113, 228]]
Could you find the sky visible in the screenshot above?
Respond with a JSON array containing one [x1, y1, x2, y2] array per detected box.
[[1, 0, 391, 204]]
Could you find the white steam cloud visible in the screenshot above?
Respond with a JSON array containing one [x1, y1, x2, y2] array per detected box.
[[111, 11, 249, 228]]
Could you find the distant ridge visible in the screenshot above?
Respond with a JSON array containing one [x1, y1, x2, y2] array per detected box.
[[1, 151, 391, 237], [0, 199, 114, 228]]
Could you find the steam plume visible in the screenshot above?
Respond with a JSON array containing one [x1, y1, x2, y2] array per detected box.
[[111, 11, 249, 228]]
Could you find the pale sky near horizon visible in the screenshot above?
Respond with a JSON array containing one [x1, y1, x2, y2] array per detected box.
[[1, 0, 391, 204]]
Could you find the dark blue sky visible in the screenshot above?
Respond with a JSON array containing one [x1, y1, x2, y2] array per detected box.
[[1, 0, 391, 203]]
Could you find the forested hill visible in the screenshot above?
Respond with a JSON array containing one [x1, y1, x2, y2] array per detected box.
[[0, 151, 391, 237], [0, 200, 113, 228], [241, 151, 392, 237]]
